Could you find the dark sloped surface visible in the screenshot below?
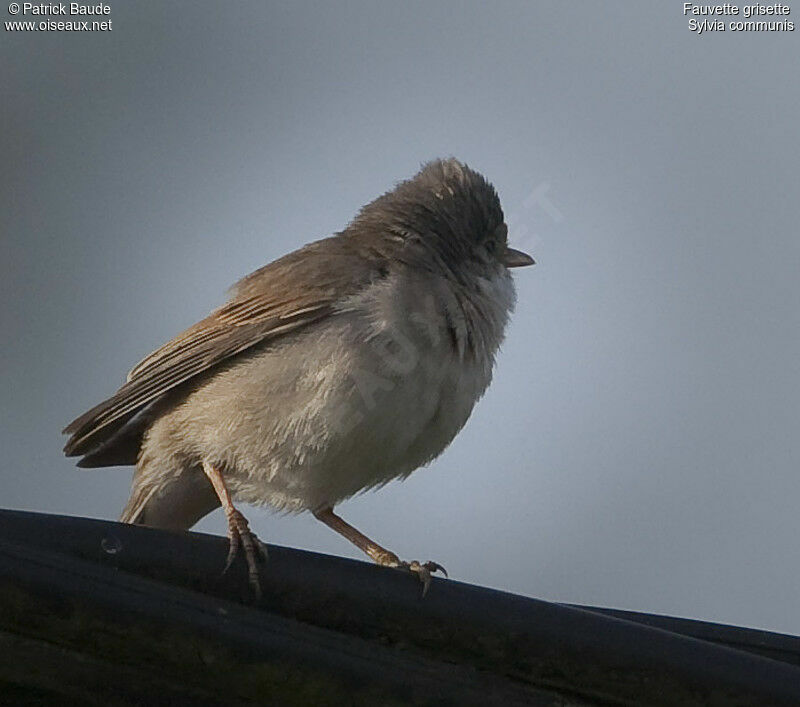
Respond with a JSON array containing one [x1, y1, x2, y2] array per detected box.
[[1, 509, 799, 706], [570, 605, 800, 669]]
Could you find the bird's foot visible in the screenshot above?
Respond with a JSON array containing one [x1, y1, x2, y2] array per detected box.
[[222, 508, 269, 599], [381, 553, 447, 597], [311, 507, 447, 596], [401, 560, 448, 596]]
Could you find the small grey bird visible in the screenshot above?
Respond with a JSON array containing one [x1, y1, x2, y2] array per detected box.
[[63, 158, 534, 595]]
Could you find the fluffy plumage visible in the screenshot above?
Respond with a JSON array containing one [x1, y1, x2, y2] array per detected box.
[[63, 158, 527, 532]]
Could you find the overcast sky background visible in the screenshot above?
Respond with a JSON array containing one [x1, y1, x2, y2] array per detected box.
[[3, 2, 799, 634]]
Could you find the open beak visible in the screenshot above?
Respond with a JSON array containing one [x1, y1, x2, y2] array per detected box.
[[503, 247, 535, 268]]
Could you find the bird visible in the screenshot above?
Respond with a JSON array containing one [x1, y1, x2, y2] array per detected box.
[[63, 158, 534, 596]]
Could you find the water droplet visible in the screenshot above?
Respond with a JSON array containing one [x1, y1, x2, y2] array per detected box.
[[101, 535, 122, 555]]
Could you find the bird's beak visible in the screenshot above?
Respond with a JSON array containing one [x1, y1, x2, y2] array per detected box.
[[503, 247, 535, 268]]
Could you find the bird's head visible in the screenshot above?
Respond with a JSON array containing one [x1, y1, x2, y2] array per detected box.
[[348, 158, 534, 281]]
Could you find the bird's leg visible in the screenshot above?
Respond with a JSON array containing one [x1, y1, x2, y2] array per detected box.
[[202, 460, 268, 598], [313, 506, 447, 596]]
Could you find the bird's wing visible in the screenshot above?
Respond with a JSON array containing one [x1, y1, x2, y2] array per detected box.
[[63, 237, 378, 458]]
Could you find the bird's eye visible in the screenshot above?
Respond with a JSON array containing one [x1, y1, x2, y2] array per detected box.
[[485, 239, 497, 254]]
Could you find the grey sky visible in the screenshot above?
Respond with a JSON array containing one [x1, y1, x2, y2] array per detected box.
[[2, 2, 799, 634]]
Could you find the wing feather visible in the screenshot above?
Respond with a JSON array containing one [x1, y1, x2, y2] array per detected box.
[[63, 236, 380, 460]]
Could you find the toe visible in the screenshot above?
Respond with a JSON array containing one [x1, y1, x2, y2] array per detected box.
[[256, 537, 269, 563], [417, 565, 433, 597], [222, 530, 240, 575], [245, 556, 263, 600]]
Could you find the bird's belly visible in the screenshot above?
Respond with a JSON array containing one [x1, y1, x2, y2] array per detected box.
[[172, 313, 492, 512]]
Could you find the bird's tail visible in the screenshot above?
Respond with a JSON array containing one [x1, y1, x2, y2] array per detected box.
[[120, 469, 220, 530]]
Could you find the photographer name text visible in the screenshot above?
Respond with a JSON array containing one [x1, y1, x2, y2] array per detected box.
[[14, 3, 109, 15]]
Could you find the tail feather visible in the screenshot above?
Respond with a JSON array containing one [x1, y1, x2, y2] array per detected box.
[[119, 484, 159, 525], [121, 470, 220, 530]]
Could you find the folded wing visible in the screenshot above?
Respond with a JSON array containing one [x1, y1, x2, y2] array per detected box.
[[63, 237, 378, 463]]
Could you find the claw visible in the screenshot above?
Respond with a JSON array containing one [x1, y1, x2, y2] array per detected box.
[[427, 561, 448, 578], [398, 560, 448, 597]]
